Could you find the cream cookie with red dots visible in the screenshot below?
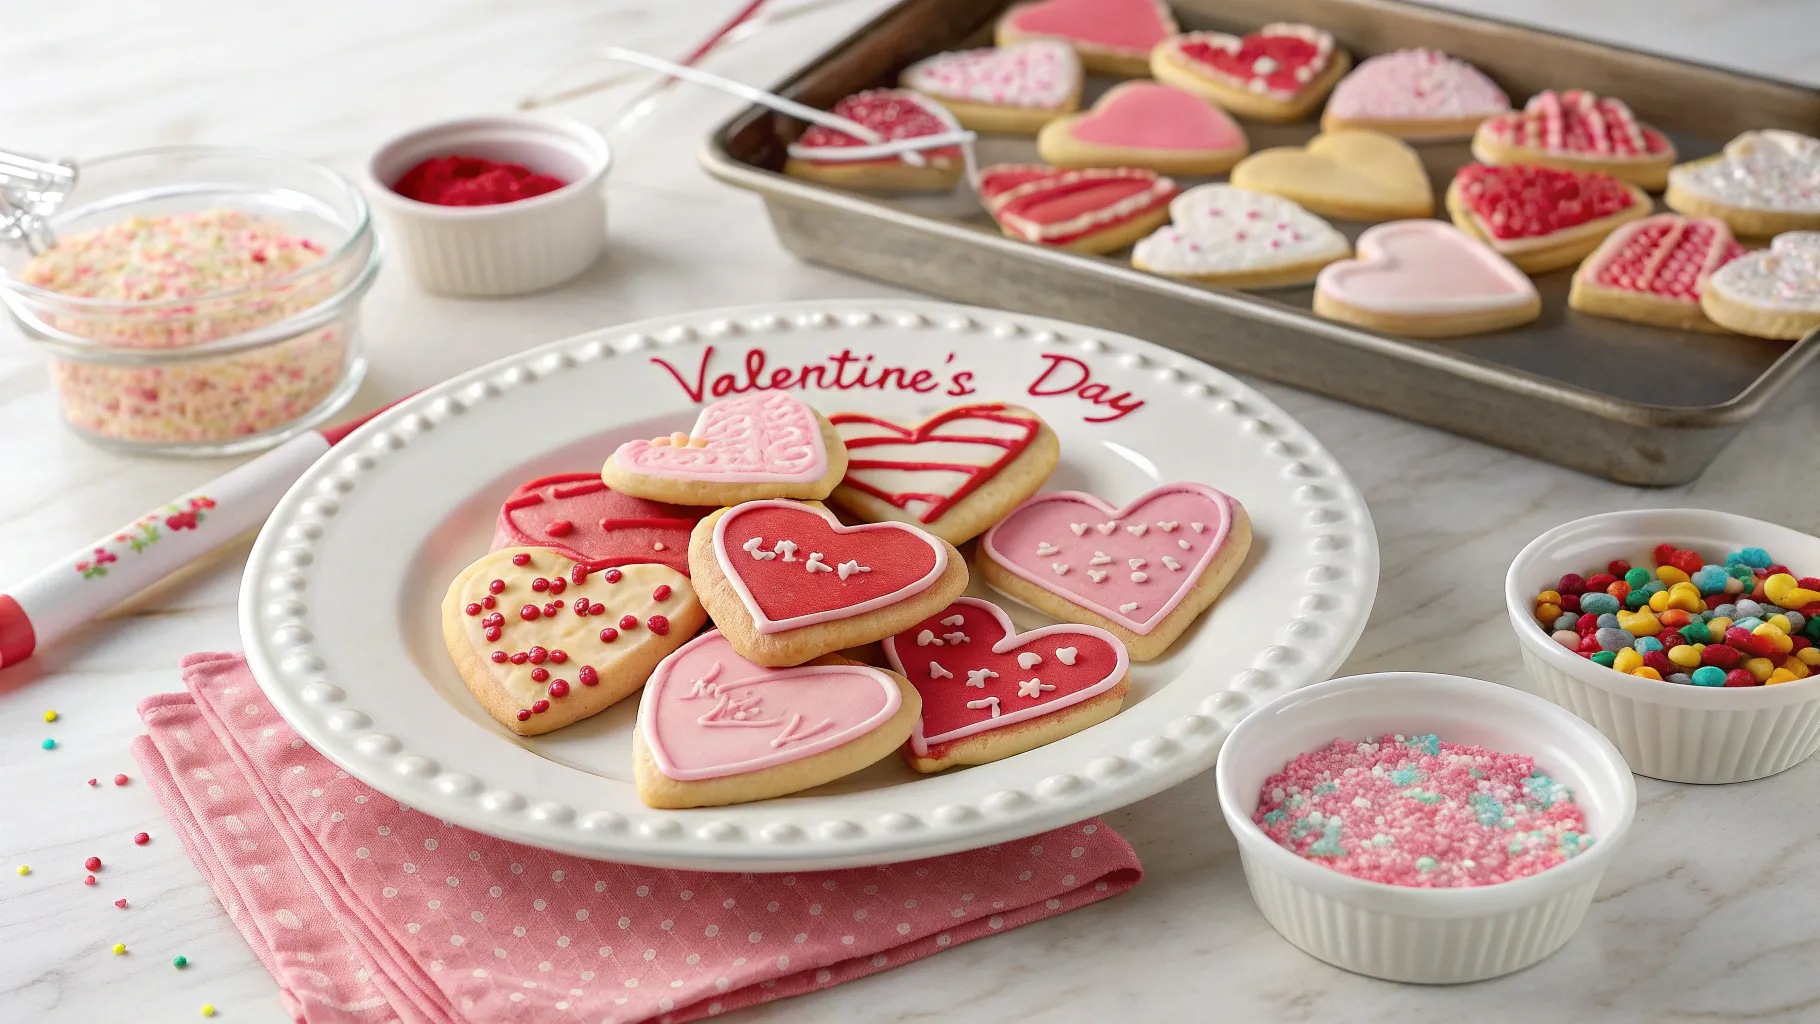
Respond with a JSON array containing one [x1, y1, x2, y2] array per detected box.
[[633, 632, 920, 808], [689, 499, 970, 668], [602, 391, 847, 506], [441, 548, 706, 736], [1132, 184, 1350, 289], [900, 40, 1082, 134]]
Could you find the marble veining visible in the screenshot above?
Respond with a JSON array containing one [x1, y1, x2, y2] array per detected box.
[[2, 1, 1819, 1021]]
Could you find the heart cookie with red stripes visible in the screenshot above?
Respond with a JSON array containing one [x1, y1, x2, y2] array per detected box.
[[978, 163, 1180, 254], [1472, 89, 1676, 190]]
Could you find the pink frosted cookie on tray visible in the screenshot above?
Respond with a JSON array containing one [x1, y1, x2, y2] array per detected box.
[[977, 482, 1252, 661], [1036, 81, 1248, 177], [900, 40, 1082, 134], [1313, 220, 1540, 339], [1320, 48, 1509, 140], [995, 0, 1178, 77], [1254, 732, 1593, 888], [632, 630, 920, 808], [1567, 213, 1747, 332]]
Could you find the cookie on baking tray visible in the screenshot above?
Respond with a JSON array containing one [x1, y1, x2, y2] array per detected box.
[[883, 597, 1130, 773], [1567, 213, 1747, 332], [1149, 23, 1350, 123], [1228, 130, 1433, 222], [442, 548, 706, 736], [633, 630, 920, 808], [1471, 89, 1676, 191], [1698, 231, 1820, 340], [1312, 220, 1541, 339], [783, 89, 965, 192], [977, 482, 1251, 661], [1320, 48, 1510, 141], [491, 472, 705, 575], [995, 0, 1178, 77], [1665, 130, 1820, 240], [1037, 81, 1248, 176], [1132, 183, 1350, 289], [826, 402, 1060, 545], [688, 498, 970, 668], [601, 391, 848, 506], [1446, 163, 1651, 274], [900, 40, 1082, 134], [978, 163, 1180, 254]]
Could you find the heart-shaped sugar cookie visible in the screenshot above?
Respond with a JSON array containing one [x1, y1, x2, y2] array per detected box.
[[1569, 214, 1746, 331], [491, 473, 705, 575], [1229, 130, 1432, 221], [1700, 231, 1820, 340], [1321, 48, 1509, 139], [1037, 82, 1248, 176], [1472, 89, 1675, 190], [442, 548, 705, 735], [883, 597, 1128, 770], [900, 41, 1081, 133], [1313, 221, 1540, 338], [1446, 163, 1649, 273], [1132, 183, 1350, 288], [1667, 130, 1820, 239], [996, 0, 1178, 76], [603, 391, 846, 505], [977, 163, 1180, 253], [1151, 23, 1348, 122], [783, 89, 965, 192]]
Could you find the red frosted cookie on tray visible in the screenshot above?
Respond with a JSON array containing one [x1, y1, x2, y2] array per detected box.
[[1036, 81, 1248, 176], [491, 473, 706, 575], [996, 0, 1178, 77], [884, 597, 1130, 772], [1151, 23, 1350, 123], [1445, 162, 1651, 273], [784, 89, 966, 192], [978, 163, 1180, 255], [1472, 89, 1676, 191], [1568, 213, 1747, 332], [977, 482, 1252, 661]]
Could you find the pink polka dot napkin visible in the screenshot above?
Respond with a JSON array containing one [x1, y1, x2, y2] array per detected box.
[[131, 653, 1142, 1023]]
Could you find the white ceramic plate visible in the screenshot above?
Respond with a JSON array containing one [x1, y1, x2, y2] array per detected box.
[[242, 300, 1378, 870]]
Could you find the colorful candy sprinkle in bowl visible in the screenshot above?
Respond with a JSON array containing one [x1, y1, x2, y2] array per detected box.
[[1507, 508, 1820, 784], [0, 146, 377, 456], [1216, 672, 1634, 984]]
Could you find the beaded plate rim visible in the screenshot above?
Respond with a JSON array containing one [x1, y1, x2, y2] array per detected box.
[[241, 299, 1378, 870]]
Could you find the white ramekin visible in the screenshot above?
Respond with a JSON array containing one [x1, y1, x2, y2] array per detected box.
[[1216, 672, 1635, 984], [1507, 508, 1820, 784], [366, 114, 609, 296]]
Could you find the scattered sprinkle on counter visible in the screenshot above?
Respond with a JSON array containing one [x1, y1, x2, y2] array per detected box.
[[111, 943, 127, 955], [133, 832, 151, 846], [200, 1004, 217, 1017], [1255, 733, 1592, 887], [41, 737, 56, 750], [173, 955, 189, 968], [15, 865, 28, 876], [85, 856, 102, 871], [43, 709, 58, 722], [114, 774, 130, 786]]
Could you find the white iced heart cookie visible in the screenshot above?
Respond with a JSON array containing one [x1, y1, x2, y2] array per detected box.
[[1699, 231, 1820, 340], [1132, 184, 1350, 288], [1666, 130, 1820, 239]]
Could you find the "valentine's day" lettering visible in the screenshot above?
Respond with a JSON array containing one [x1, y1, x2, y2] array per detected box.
[[1026, 354, 1146, 423], [650, 346, 977, 403]]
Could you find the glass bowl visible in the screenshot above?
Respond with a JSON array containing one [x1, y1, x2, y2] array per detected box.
[[0, 146, 379, 456]]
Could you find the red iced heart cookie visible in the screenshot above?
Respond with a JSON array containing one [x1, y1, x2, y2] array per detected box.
[[829, 403, 1041, 524], [1472, 89, 1676, 190], [1569, 213, 1746, 330], [883, 597, 1128, 768], [491, 473, 705, 575], [1313, 221, 1540, 338], [1037, 82, 1248, 176], [1152, 23, 1348, 122], [997, 0, 1178, 75], [787, 89, 963, 167], [1446, 162, 1649, 272], [978, 163, 1180, 251], [712, 500, 948, 633], [640, 631, 904, 782]]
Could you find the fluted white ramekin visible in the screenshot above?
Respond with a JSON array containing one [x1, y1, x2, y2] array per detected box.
[[367, 114, 609, 296], [1507, 508, 1820, 784], [1216, 672, 1635, 984]]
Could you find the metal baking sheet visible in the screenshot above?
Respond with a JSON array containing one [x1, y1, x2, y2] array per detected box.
[[700, 0, 1820, 485]]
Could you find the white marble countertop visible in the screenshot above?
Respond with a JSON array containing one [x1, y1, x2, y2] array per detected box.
[[3, 1, 1819, 1021]]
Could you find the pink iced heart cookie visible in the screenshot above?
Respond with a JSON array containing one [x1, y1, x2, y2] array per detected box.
[[1472, 89, 1676, 190], [1037, 82, 1248, 176], [602, 391, 846, 505], [996, 0, 1178, 76], [693, 499, 970, 666], [1321, 48, 1510, 140], [1313, 220, 1540, 339], [633, 630, 917, 807], [1699, 231, 1820, 340], [900, 41, 1082, 133], [1151, 23, 1350, 122], [783, 89, 966, 192], [977, 482, 1252, 660], [883, 597, 1129, 772], [491, 473, 706, 575], [1568, 214, 1746, 331]]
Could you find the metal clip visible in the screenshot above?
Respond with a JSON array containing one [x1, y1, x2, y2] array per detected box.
[[0, 150, 78, 255]]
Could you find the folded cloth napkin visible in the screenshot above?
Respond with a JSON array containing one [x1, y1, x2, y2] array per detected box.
[[132, 653, 1142, 1024]]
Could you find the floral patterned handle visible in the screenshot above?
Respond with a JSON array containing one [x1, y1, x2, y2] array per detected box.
[[0, 431, 334, 667]]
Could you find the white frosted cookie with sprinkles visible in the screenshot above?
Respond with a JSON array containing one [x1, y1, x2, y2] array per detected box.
[[1133, 184, 1350, 289], [1700, 231, 1820, 340], [1666, 130, 1820, 239]]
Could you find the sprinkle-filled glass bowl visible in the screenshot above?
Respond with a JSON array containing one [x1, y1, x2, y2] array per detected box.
[[0, 146, 379, 456]]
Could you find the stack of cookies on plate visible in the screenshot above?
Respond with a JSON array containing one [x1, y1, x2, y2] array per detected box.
[[442, 391, 1250, 807], [777, 0, 1819, 341]]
